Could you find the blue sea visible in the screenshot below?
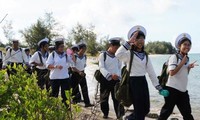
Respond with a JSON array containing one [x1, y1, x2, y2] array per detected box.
[[147, 54, 200, 118]]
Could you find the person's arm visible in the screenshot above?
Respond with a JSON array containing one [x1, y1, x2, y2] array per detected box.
[[46, 53, 56, 69], [146, 57, 169, 97], [115, 42, 130, 64], [188, 60, 198, 73], [168, 55, 187, 76], [99, 53, 112, 80], [146, 57, 160, 88], [29, 52, 43, 66], [22, 50, 29, 65], [2, 49, 10, 68], [115, 31, 138, 63]]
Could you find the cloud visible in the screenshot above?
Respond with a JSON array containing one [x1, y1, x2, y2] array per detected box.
[[151, 0, 179, 14]]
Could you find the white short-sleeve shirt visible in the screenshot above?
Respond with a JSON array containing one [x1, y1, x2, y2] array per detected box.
[[167, 54, 189, 92]]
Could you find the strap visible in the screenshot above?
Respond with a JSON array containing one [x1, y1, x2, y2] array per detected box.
[[52, 51, 68, 62], [38, 52, 43, 64], [144, 51, 148, 66], [103, 52, 107, 61], [52, 52, 55, 58], [128, 50, 134, 75], [65, 54, 68, 62], [0, 51, 2, 58]]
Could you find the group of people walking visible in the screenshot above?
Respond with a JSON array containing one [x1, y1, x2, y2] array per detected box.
[[0, 25, 197, 120], [98, 25, 196, 120]]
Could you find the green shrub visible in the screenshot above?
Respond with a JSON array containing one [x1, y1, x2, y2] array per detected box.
[[0, 65, 80, 120]]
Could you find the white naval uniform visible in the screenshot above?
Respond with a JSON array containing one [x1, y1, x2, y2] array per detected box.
[[29, 51, 48, 70], [3, 48, 28, 66], [167, 54, 189, 92], [75, 55, 86, 71], [115, 42, 160, 87], [99, 52, 122, 81], [46, 52, 74, 80]]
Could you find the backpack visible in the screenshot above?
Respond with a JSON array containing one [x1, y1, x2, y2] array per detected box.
[[114, 50, 134, 107], [157, 54, 179, 87], [94, 52, 107, 82]]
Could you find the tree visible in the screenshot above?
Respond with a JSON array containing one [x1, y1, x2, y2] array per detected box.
[[97, 35, 109, 52], [145, 41, 176, 54], [1, 20, 14, 45], [67, 23, 98, 56], [20, 12, 60, 50]]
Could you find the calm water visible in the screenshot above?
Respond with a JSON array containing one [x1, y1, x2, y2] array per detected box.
[[147, 54, 200, 118]]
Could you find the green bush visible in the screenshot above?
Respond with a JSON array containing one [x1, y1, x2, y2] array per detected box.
[[0, 65, 80, 120]]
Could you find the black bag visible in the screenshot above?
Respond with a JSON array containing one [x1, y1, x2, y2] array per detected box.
[[115, 50, 134, 107], [157, 54, 180, 87], [94, 70, 102, 82]]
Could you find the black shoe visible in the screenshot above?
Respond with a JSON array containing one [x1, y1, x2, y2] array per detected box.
[[103, 115, 108, 119], [85, 103, 94, 107]]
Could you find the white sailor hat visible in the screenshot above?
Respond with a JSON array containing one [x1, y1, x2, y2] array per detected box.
[[38, 38, 49, 46], [127, 25, 146, 40], [24, 48, 30, 51], [175, 33, 191, 49], [11, 39, 19, 42], [71, 44, 79, 50], [5, 46, 11, 51], [49, 45, 55, 49], [108, 37, 121, 45], [54, 38, 65, 44], [77, 41, 87, 48]]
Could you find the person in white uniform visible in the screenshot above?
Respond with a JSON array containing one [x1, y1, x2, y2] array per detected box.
[[24, 48, 32, 74], [29, 38, 50, 90], [158, 33, 197, 120], [71, 42, 94, 107], [99, 37, 124, 119], [3, 39, 29, 75], [115, 25, 169, 120], [46, 38, 75, 104]]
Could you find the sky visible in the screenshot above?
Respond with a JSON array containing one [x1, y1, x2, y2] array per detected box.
[[0, 0, 200, 53]]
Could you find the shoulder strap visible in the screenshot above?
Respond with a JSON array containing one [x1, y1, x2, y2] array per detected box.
[[0, 51, 2, 58], [52, 51, 55, 58], [175, 53, 179, 63], [145, 51, 148, 66], [10, 48, 12, 56], [128, 50, 134, 74], [74, 54, 78, 62], [103, 52, 107, 61], [38, 52, 43, 64], [65, 54, 68, 62], [84, 54, 87, 60], [10, 48, 22, 54]]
